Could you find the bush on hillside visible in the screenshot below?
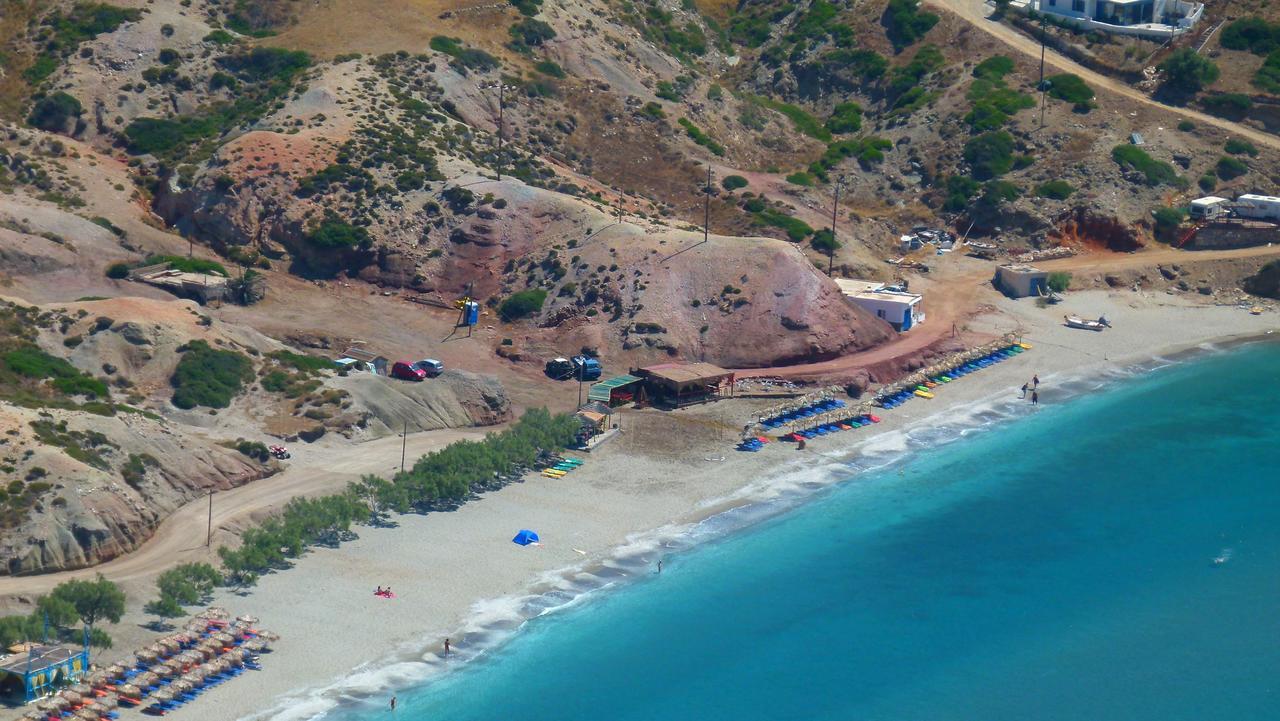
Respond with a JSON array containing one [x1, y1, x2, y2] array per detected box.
[[1152, 206, 1186, 243], [721, 175, 749, 191], [28, 92, 83, 132], [1216, 156, 1248, 180], [1047, 272, 1071, 293], [1111, 145, 1185, 188], [499, 289, 548, 320], [1035, 180, 1075, 200], [963, 131, 1016, 179], [306, 220, 371, 250], [883, 0, 939, 51], [1225, 139, 1259, 156], [1158, 48, 1219, 96], [1199, 93, 1252, 120], [1046, 73, 1094, 110], [170, 340, 253, 409]]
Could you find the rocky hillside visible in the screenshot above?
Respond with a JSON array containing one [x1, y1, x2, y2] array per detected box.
[[0, 295, 510, 575]]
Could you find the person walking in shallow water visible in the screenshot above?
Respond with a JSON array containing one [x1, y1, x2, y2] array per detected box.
[[1031, 390, 1039, 405], [1020, 382, 1029, 399], [1033, 374, 1040, 389], [444, 638, 451, 656], [390, 695, 396, 712]]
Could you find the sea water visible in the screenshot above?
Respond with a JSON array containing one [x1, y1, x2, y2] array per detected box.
[[330, 343, 1280, 721]]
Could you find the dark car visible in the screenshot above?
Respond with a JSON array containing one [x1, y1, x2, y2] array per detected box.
[[391, 361, 426, 381]]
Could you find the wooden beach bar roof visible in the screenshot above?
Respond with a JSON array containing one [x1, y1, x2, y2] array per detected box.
[[633, 362, 734, 407], [0, 644, 89, 701]]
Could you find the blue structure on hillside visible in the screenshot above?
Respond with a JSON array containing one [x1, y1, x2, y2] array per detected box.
[[0, 631, 90, 702]]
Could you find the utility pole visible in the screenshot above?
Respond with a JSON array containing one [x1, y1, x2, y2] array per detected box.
[[703, 162, 712, 245], [828, 174, 845, 277], [206, 490, 213, 547], [496, 82, 506, 181], [400, 419, 408, 475], [577, 372, 585, 408], [1038, 3, 1048, 129]]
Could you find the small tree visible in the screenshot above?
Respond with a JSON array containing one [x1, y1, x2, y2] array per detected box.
[[48, 576, 125, 630], [1158, 48, 1220, 96], [1047, 272, 1071, 293], [1152, 206, 1186, 243], [143, 595, 185, 629]]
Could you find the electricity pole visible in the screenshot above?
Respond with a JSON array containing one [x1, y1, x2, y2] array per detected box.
[[1038, 3, 1048, 129], [400, 419, 408, 475], [703, 162, 712, 245], [828, 174, 845, 277], [206, 490, 213, 546], [496, 82, 506, 181]]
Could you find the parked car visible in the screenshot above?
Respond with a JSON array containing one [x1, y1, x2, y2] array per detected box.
[[413, 359, 444, 377], [391, 361, 426, 381], [571, 355, 601, 381], [545, 357, 574, 380]]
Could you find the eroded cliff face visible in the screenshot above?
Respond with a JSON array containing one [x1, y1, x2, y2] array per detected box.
[[0, 405, 272, 576]]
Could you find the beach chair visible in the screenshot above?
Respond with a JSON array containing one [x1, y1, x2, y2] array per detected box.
[[541, 470, 566, 478]]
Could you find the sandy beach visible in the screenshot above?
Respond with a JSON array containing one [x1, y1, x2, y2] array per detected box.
[[8, 290, 1276, 721]]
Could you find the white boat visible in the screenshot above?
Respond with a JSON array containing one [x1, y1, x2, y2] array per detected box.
[[1064, 315, 1110, 331]]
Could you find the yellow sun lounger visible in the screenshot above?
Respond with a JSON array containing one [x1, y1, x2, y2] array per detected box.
[[542, 469, 566, 478]]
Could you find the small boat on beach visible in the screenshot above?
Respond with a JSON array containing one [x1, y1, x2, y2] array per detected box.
[[1064, 315, 1110, 332]]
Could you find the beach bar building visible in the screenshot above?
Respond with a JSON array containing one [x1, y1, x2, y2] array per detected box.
[[633, 362, 735, 408], [0, 643, 89, 702], [994, 264, 1049, 298]]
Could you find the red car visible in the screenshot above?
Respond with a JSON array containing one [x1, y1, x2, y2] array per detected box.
[[391, 361, 426, 381]]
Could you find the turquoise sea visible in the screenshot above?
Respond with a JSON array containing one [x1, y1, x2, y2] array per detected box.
[[327, 342, 1280, 721]]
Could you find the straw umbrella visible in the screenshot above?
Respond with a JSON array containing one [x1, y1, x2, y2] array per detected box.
[[73, 708, 99, 721], [133, 672, 158, 689], [58, 690, 83, 705], [70, 682, 93, 696], [236, 614, 259, 625], [22, 710, 44, 721], [135, 648, 158, 663], [152, 687, 175, 702], [117, 684, 141, 700]]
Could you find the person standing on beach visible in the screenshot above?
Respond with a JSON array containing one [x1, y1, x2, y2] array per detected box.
[[1032, 390, 1039, 405], [444, 638, 451, 656], [657, 558, 663, 574], [1020, 382, 1029, 399], [390, 696, 397, 712], [1033, 374, 1040, 389]]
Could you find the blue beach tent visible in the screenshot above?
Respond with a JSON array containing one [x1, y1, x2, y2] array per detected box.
[[513, 529, 540, 546]]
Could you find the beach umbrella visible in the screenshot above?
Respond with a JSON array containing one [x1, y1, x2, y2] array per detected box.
[[512, 529, 540, 546], [152, 663, 178, 677], [117, 685, 141, 699], [152, 688, 175, 702], [104, 663, 127, 678], [35, 698, 66, 712], [259, 630, 280, 642], [242, 638, 266, 652], [70, 682, 93, 696], [73, 708, 98, 721], [236, 614, 259, 625], [171, 679, 192, 693], [59, 690, 83, 705], [213, 631, 235, 645], [22, 710, 44, 720], [134, 672, 159, 688]]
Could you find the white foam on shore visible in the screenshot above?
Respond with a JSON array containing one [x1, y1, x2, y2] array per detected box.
[[246, 339, 1265, 721]]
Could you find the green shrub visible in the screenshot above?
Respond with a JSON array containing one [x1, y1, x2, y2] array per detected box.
[[721, 175, 749, 191], [510, 0, 543, 16], [963, 131, 1016, 179], [1111, 145, 1185, 188], [1216, 156, 1248, 180], [825, 102, 863, 134], [306, 220, 371, 250], [534, 60, 565, 78], [1255, 50, 1280, 94], [884, 0, 939, 50], [975, 180, 1021, 209], [785, 172, 815, 186], [1035, 180, 1075, 200], [1046, 272, 1071, 293], [753, 208, 813, 242], [677, 118, 725, 156], [972, 55, 1015, 82], [1046, 73, 1094, 110], [170, 340, 253, 409], [23, 3, 141, 85], [3, 347, 108, 399], [1152, 206, 1186, 243], [508, 18, 556, 52], [105, 262, 130, 279], [203, 29, 236, 44], [1158, 48, 1219, 94], [744, 95, 831, 142], [1220, 17, 1280, 55], [810, 228, 839, 254], [499, 289, 548, 320], [28, 92, 83, 132], [1177, 120, 1195, 131], [1199, 93, 1252, 120], [942, 175, 980, 212], [1225, 139, 1259, 156], [145, 255, 229, 276], [1198, 173, 1217, 192], [429, 36, 498, 71]]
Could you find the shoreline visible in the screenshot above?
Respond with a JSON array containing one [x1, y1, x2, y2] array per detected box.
[[7, 291, 1274, 721]]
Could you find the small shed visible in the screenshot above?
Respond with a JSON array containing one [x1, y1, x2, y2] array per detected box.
[[634, 362, 734, 407], [993, 264, 1049, 298], [849, 290, 924, 331], [588, 374, 643, 405], [0, 643, 90, 701]]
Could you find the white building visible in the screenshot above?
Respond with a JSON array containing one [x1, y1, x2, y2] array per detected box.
[[1032, 0, 1203, 39], [836, 279, 924, 332]]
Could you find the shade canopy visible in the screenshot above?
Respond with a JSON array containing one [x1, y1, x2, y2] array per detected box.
[[512, 529, 540, 546]]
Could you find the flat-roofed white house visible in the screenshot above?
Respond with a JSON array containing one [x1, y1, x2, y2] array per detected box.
[[836, 279, 924, 332], [1030, 0, 1203, 38]]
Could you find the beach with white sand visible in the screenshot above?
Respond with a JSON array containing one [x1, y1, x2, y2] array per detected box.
[[2, 289, 1274, 721], [81, 289, 1268, 721]]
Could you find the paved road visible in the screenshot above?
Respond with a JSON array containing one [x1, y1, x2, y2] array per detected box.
[[0, 428, 490, 598], [930, 0, 1280, 152]]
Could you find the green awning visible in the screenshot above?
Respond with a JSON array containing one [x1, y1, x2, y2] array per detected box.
[[588, 374, 642, 401]]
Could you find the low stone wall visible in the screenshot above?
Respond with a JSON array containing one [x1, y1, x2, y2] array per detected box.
[[1189, 223, 1280, 250]]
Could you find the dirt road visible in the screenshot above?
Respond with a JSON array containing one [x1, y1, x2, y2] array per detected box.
[[930, 0, 1280, 152], [0, 427, 491, 598]]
